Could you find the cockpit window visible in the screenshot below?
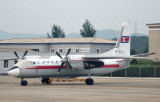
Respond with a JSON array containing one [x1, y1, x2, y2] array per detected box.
[[8, 66, 19, 71]]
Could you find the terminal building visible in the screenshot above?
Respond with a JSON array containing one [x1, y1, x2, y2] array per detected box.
[[0, 37, 116, 74], [147, 23, 160, 60]]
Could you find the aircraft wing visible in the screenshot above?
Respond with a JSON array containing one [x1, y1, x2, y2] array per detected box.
[[0, 48, 37, 52], [0, 57, 18, 61], [132, 52, 155, 57], [83, 55, 153, 60]]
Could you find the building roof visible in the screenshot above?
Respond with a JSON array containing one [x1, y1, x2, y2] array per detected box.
[[0, 38, 116, 44]]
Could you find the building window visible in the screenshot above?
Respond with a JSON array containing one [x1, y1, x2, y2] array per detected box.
[[76, 49, 80, 53], [96, 48, 100, 53], [31, 49, 39, 52], [80, 48, 90, 53], [50, 48, 54, 53], [106, 48, 110, 52], [4, 60, 8, 68], [14, 60, 18, 64], [59, 48, 63, 53]]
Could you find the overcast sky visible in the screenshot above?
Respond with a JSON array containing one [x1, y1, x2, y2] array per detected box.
[[0, 0, 160, 35]]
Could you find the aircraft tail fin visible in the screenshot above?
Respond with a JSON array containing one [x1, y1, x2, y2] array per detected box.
[[101, 23, 131, 56], [115, 23, 130, 56]]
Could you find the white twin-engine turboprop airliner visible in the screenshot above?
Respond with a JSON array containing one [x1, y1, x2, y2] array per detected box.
[[7, 23, 154, 86]]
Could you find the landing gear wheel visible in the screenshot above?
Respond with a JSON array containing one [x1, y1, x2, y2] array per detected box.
[[21, 80, 28, 86], [41, 78, 51, 84], [85, 78, 94, 85]]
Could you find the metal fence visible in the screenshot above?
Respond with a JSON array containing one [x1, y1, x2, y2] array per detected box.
[[105, 66, 160, 78]]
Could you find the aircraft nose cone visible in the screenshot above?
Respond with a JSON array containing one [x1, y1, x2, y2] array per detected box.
[[8, 67, 20, 77]]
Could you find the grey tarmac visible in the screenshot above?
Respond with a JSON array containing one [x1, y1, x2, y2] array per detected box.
[[0, 76, 160, 102]]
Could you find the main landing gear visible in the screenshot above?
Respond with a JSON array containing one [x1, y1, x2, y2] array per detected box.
[[85, 78, 94, 85], [21, 78, 28, 86], [41, 78, 51, 85], [85, 69, 94, 85]]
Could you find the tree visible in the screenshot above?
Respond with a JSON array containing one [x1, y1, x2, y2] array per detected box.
[[80, 19, 96, 37], [47, 33, 51, 38], [112, 37, 117, 41], [47, 24, 65, 38], [131, 49, 137, 55], [130, 49, 138, 64], [144, 45, 148, 53]]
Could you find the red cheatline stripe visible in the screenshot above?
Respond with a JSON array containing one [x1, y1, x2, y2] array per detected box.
[[26, 64, 119, 70], [100, 64, 119, 68]]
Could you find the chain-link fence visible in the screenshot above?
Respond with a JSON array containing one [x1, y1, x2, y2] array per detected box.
[[105, 66, 160, 77]]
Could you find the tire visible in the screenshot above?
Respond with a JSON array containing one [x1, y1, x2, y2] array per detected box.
[[41, 78, 50, 84], [85, 78, 94, 85], [21, 80, 28, 86]]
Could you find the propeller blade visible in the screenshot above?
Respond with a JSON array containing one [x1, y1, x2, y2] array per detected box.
[[22, 50, 28, 59], [57, 63, 64, 73], [14, 51, 19, 59], [56, 51, 62, 59], [66, 48, 71, 57], [66, 62, 73, 70]]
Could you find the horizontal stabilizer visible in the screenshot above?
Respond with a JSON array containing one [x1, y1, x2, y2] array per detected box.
[[132, 52, 156, 57]]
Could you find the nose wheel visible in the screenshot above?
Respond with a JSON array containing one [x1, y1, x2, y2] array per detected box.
[[21, 78, 28, 86]]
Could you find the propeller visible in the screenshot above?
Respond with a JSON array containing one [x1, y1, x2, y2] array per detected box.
[[22, 50, 28, 59], [14, 51, 19, 59], [56, 48, 73, 73], [14, 50, 28, 60]]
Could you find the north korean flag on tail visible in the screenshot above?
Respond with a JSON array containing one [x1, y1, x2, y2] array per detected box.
[[120, 36, 130, 43]]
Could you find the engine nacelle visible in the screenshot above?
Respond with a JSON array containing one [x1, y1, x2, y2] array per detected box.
[[70, 60, 104, 69]]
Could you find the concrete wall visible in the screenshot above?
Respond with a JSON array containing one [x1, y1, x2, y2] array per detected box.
[[49, 43, 90, 53], [149, 30, 160, 59], [90, 44, 115, 53]]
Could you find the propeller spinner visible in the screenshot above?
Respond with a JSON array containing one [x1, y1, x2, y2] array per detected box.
[[56, 48, 73, 73]]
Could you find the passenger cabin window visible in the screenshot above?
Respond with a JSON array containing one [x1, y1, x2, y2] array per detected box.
[[31, 49, 39, 52], [4, 60, 8, 68], [59, 48, 63, 53], [50, 48, 54, 53], [96, 48, 100, 53]]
